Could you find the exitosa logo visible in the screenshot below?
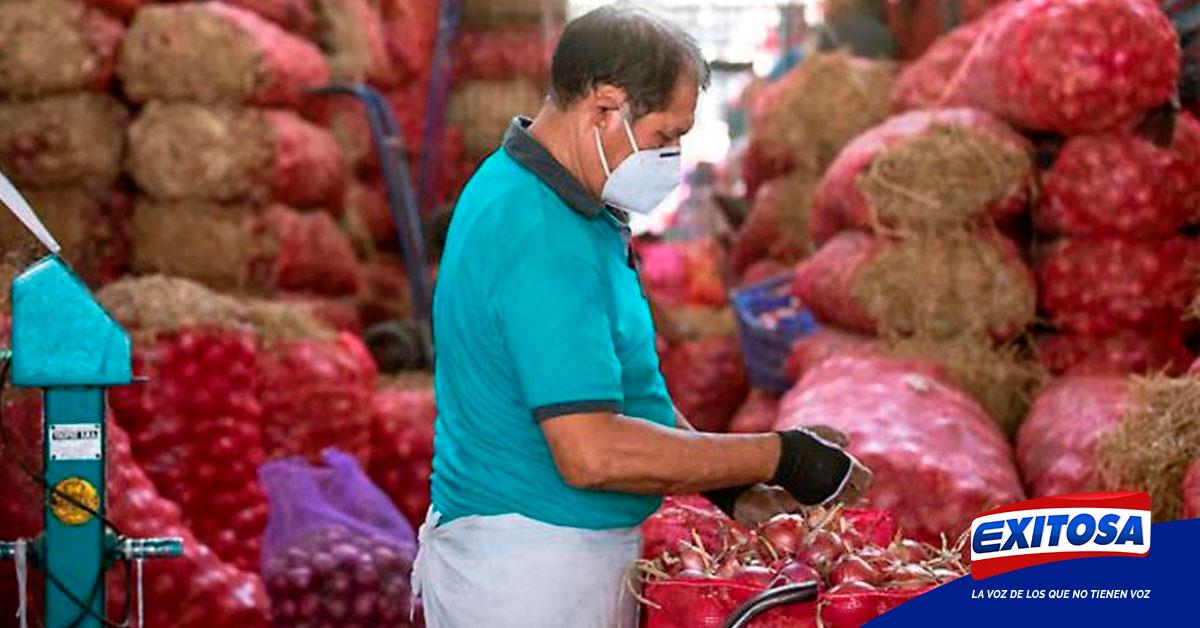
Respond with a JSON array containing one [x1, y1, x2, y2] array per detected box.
[[969, 492, 1151, 579]]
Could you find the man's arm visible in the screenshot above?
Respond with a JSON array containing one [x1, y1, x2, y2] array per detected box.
[[541, 412, 778, 494]]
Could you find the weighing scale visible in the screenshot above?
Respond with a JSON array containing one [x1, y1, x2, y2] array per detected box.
[[0, 171, 182, 627]]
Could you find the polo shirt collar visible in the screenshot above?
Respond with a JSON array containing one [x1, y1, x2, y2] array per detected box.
[[502, 117, 628, 223]]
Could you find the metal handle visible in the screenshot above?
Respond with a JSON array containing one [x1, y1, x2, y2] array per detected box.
[[722, 581, 820, 628], [114, 537, 184, 560]]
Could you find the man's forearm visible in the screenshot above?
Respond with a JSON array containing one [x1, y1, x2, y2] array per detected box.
[[542, 413, 778, 494]]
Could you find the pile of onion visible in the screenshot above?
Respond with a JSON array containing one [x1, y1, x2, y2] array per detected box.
[[264, 523, 417, 627]]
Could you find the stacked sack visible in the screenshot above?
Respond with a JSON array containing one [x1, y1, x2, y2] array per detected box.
[[0, 0, 130, 286], [733, 52, 896, 278], [894, 0, 1199, 375], [368, 371, 438, 527], [792, 107, 1041, 434], [98, 276, 379, 575], [118, 1, 360, 300], [446, 0, 563, 166], [639, 238, 750, 433]]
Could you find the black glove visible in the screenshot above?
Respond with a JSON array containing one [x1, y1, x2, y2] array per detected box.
[[702, 484, 751, 518], [771, 428, 856, 506]]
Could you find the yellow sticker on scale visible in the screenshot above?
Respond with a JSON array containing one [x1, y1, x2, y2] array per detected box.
[[51, 477, 99, 526]]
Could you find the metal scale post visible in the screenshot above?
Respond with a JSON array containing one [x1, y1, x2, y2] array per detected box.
[[0, 173, 182, 627]]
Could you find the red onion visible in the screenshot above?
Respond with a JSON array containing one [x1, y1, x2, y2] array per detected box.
[[890, 539, 930, 564], [759, 515, 805, 555], [800, 529, 847, 568], [729, 564, 775, 587], [828, 555, 882, 587], [772, 559, 822, 588]]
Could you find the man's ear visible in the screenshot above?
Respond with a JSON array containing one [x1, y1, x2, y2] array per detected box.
[[589, 84, 628, 131]]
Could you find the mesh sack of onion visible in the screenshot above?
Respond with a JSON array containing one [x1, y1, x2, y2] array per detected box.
[[303, 96, 381, 179], [356, 253, 413, 328], [0, 92, 127, 191], [127, 102, 347, 209], [809, 108, 1033, 246], [1035, 114, 1200, 238], [83, 0, 142, 20], [447, 78, 546, 158], [792, 230, 1036, 340], [1035, 237, 1200, 336], [943, 0, 1179, 134], [638, 499, 966, 628], [260, 450, 419, 627], [219, 0, 317, 36], [0, 0, 122, 96], [453, 25, 554, 81], [118, 2, 329, 107], [341, 179, 394, 254], [749, 52, 895, 176], [378, 0, 439, 85], [730, 173, 814, 278], [1184, 460, 1200, 519], [132, 200, 362, 296], [368, 372, 437, 527], [659, 335, 749, 433], [883, 0, 1007, 62], [311, 0, 399, 87], [635, 238, 728, 308], [0, 187, 130, 287], [727, 389, 781, 434], [248, 300, 378, 469], [1018, 374, 1200, 522], [99, 276, 270, 572], [784, 329, 1043, 437], [1035, 328, 1195, 377], [0, 393, 272, 627], [889, 13, 996, 113], [777, 354, 1026, 542], [276, 293, 363, 335]]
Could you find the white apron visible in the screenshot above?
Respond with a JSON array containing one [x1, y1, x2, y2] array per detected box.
[[411, 509, 642, 628]]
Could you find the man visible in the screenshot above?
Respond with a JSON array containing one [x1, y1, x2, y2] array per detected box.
[[412, 7, 870, 628]]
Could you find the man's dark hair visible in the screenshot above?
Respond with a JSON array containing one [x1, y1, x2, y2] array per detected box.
[[550, 6, 710, 118]]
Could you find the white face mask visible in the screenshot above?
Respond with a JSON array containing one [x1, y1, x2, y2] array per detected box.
[[594, 110, 682, 215]]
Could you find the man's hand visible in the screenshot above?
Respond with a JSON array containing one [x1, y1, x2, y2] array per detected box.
[[772, 428, 873, 507], [729, 484, 800, 527]]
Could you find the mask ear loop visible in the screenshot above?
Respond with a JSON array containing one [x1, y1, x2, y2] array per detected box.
[[593, 127, 613, 177], [619, 107, 640, 152]]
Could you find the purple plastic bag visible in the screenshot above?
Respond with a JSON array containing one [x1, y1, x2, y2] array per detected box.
[[260, 449, 421, 626]]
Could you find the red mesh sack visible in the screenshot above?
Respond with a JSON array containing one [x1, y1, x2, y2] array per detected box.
[[264, 204, 361, 295], [126, 104, 347, 210], [1184, 460, 1200, 519], [890, 17, 993, 112], [730, 177, 809, 276], [784, 328, 877, 383], [1035, 123, 1200, 238], [643, 575, 932, 628], [84, 0, 143, 20], [1035, 237, 1200, 335], [0, 0, 124, 96], [636, 239, 727, 308], [303, 94, 379, 178], [453, 26, 553, 81], [946, 0, 1179, 134], [739, 260, 790, 287], [119, 2, 330, 107], [311, 0, 399, 87], [379, 0, 438, 85], [810, 108, 1032, 245], [0, 92, 128, 191], [219, 0, 317, 36], [258, 322, 378, 468], [278, 293, 363, 334], [1036, 329, 1194, 376], [0, 394, 270, 627], [1016, 376, 1129, 498], [368, 374, 437, 527], [776, 355, 1025, 542], [660, 336, 749, 433], [884, 0, 1007, 61], [357, 254, 412, 327], [100, 278, 270, 572], [727, 389, 780, 434], [0, 187, 130, 288], [342, 179, 396, 253], [640, 495, 744, 561], [792, 230, 1035, 339]]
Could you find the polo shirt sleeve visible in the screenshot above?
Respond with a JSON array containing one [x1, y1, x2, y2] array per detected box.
[[496, 241, 623, 422]]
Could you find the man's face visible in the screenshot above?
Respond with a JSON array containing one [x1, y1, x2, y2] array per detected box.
[[590, 75, 698, 194]]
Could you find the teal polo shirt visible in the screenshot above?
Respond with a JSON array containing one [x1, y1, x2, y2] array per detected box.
[[429, 117, 676, 530]]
